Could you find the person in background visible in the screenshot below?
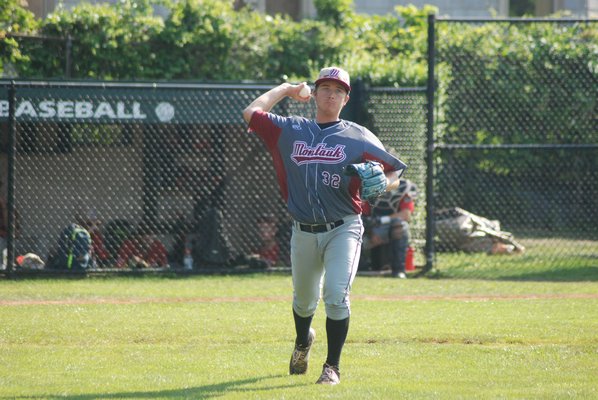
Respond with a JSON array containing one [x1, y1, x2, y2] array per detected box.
[[116, 223, 168, 268], [363, 179, 418, 278], [0, 196, 8, 270], [0, 195, 20, 270], [255, 213, 280, 267]]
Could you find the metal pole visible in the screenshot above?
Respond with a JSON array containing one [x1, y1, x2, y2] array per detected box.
[[6, 82, 17, 276], [424, 14, 436, 273], [65, 35, 72, 78]]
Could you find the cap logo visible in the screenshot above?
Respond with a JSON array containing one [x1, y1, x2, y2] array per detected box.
[[327, 69, 341, 78]]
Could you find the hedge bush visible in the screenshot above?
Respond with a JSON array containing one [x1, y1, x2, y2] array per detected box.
[[0, 0, 39, 77], [0, 0, 433, 85], [435, 20, 597, 230]]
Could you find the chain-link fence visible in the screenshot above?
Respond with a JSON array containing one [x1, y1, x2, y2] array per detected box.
[[431, 18, 598, 279], [0, 81, 427, 275], [366, 87, 428, 266], [2, 18, 596, 279]]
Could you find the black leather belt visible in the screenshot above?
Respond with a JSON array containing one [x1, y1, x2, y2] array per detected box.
[[295, 219, 344, 233]]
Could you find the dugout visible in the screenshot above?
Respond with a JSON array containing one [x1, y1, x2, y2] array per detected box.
[[0, 82, 293, 269]]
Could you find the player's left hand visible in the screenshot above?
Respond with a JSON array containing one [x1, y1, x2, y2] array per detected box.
[[344, 161, 387, 202]]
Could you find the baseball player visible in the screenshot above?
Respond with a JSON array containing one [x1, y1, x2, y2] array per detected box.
[[242, 66, 407, 385]]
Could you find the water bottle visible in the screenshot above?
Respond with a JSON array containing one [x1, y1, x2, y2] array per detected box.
[[405, 246, 415, 271]]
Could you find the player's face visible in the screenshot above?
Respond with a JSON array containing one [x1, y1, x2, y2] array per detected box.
[[314, 81, 350, 121]]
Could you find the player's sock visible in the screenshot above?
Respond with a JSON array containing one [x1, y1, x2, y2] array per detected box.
[[293, 309, 314, 347], [325, 316, 350, 368]]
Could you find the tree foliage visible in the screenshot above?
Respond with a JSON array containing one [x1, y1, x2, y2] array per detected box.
[[0, 0, 435, 85], [34, 0, 165, 79], [0, 0, 39, 77], [314, 0, 355, 28], [435, 19, 597, 223]]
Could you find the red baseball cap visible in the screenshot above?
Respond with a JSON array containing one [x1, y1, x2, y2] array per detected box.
[[315, 66, 351, 93]]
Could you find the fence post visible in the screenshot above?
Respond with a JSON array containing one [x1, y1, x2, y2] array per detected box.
[[6, 82, 17, 276], [65, 35, 72, 78], [340, 78, 368, 126], [424, 14, 436, 273]]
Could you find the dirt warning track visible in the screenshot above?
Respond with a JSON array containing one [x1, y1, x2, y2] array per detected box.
[[1, 292, 597, 306]]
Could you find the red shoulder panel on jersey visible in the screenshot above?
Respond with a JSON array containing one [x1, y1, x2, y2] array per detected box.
[[248, 111, 289, 202]]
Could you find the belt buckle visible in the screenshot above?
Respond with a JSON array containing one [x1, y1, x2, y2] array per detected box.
[[299, 222, 314, 233], [308, 222, 323, 233]]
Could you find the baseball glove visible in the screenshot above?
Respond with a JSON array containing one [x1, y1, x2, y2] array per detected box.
[[344, 161, 387, 202]]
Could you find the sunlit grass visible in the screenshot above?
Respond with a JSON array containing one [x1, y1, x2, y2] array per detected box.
[[1, 273, 597, 399], [434, 236, 598, 281]]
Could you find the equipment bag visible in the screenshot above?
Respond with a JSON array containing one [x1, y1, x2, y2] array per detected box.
[[50, 223, 92, 269]]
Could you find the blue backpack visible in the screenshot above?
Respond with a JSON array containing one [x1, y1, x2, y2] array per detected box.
[[51, 223, 92, 269]]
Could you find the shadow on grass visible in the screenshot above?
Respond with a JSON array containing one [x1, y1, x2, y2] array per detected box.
[[495, 265, 598, 282], [9, 374, 304, 399]]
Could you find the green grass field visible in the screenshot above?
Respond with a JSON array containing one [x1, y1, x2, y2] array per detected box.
[[432, 237, 598, 281], [1, 267, 597, 399]]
